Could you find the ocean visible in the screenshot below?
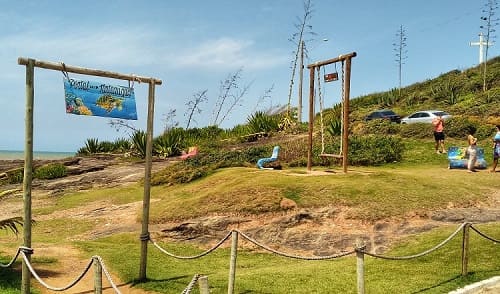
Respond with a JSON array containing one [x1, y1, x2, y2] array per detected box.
[[0, 150, 75, 160]]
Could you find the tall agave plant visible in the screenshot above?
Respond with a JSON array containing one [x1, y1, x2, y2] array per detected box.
[[77, 138, 102, 155], [131, 130, 147, 158], [247, 111, 280, 133], [327, 119, 342, 136], [153, 128, 184, 158], [113, 138, 132, 153]]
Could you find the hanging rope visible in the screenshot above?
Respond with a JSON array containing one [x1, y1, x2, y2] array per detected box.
[[339, 60, 345, 155], [317, 66, 326, 154]]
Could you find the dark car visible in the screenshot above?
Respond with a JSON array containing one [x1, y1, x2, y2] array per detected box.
[[365, 109, 401, 123]]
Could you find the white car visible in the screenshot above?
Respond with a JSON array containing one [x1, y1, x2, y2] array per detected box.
[[400, 110, 452, 124]]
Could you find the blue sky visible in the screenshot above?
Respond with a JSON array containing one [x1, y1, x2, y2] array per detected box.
[[0, 0, 494, 152]]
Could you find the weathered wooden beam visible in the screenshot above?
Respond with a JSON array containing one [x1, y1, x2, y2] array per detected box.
[[18, 57, 162, 85], [307, 52, 357, 69]]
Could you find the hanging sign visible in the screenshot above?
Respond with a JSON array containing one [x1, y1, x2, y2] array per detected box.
[[324, 72, 338, 82], [64, 78, 138, 120]]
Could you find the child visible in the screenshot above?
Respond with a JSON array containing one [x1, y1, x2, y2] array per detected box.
[[467, 128, 478, 173], [491, 125, 500, 172]]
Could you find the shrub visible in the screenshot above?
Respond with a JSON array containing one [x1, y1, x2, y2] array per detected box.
[[4, 169, 24, 184], [98, 141, 115, 153], [348, 135, 404, 166], [131, 130, 147, 158], [151, 146, 269, 186], [113, 138, 132, 153], [363, 119, 401, 135], [327, 119, 342, 136], [399, 123, 433, 139], [445, 117, 479, 139], [34, 163, 67, 180], [77, 138, 102, 155], [154, 128, 184, 158], [247, 111, 281, 133]]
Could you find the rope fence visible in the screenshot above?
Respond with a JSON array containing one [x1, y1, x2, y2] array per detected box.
[[1, 247, 122, 294], [148, 222, 499, 294], [1, 222, 498, 293]]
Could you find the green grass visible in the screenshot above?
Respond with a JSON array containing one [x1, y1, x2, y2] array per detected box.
[[147, 164, 500, 222], [0, 264, 22, 294], [72, 223, 500, 293], [33, 184, 144, 216]]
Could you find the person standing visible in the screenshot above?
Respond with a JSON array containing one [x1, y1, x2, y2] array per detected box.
[[491, 125, 500, 172], [432, 115, 445, 154], [467, 128, 478, 173]]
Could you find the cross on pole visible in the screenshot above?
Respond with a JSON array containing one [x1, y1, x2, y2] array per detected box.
[[470, 32, 493, 64]]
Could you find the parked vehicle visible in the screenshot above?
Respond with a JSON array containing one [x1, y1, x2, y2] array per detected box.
[[365, 109, 401, 123], [400, 110, 452, 124]]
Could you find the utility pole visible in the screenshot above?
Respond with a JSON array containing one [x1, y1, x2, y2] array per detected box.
[[298, 40, 305, 123], [470, 32, 493, 64], [393, 25, 407, 98], [479, 0, 499, 92]]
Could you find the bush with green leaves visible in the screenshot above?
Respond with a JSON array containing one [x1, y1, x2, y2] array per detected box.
[[445, 117, 479, 139], [363, 119, 401, 135], [77, 138, 102, 155], [2, 169, 23, 184], [247, 111, 281, 134], [112, 138, 132, 153], [151, 146, 269, 185], [154, 128, 184, 158], [327, 119, 342, 136], [131, 130, 147, 158], [34, 163, 67, 180], [347, 135, 404, 165], [98, 141, 115, 153], [399, 123, 433, 139]]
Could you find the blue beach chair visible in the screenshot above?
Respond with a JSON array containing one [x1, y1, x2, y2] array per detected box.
[[447, 146, 487, 169], [257, 146, 280, 169]]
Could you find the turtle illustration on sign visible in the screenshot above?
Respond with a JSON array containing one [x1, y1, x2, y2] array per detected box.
[[95, 94, 124, 113]]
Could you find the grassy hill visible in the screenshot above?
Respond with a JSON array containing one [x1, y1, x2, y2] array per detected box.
[[349, 55, 500, 123]]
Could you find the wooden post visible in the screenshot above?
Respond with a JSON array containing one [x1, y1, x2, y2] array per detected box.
[[307, 66, 315, 172], [228, 231, 239, 294], [21, 58, 35, 294], [461, 223, 471, 276], [198, 275, 210, 294], [139, 80, 157, 280], [93, 257, 103, 294], [356, 240, 366, 294], [342, 57, 353, 173]]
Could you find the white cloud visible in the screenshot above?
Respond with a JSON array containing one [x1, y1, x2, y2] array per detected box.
[[0, 27, 158, 69], [172, 37, 288, 70]]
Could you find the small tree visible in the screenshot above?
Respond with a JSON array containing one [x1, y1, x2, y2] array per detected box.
[[211, 68, 252, 126], [162, 108, 179, 132], [252, 84, 274, 113], [108, 119, 138, 134], [287, 0, 316, 120], [393, 25, 408, 98], [185, 90, 208, 129], [480, 0, 499, 91]]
